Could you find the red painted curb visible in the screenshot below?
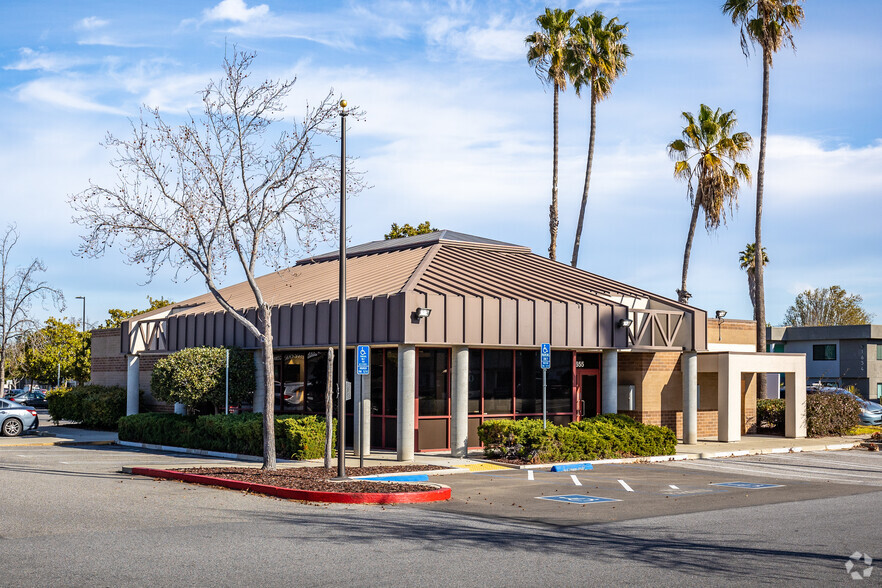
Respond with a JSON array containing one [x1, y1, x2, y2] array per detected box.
[[129, 467, 451, 504]]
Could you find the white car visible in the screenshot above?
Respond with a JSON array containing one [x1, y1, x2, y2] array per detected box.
[[0, 397, 39, 436]]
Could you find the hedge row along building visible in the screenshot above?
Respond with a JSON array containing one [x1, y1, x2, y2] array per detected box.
[[91, 231, 807, 459]]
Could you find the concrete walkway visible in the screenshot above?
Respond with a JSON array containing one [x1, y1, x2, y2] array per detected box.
[[676, 433, 866, 458], [0, 415, 118, 447]]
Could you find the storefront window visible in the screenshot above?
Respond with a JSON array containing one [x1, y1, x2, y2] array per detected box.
[[468, 349, 482, 414], [418, 349, 449, 416], [546, 351, 574, 413], [483, 350, 514, 414]]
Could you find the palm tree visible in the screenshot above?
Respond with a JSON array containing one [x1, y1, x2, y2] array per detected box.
[[526, 8, 575, 261], [722, 0, 804, 356], [569, 11, 631, 268], [668, 105, 752, 304], [739, 243, 769, 321]]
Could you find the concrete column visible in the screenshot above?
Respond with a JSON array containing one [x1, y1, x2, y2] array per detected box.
[[682, 352, 698, 444], [252, 350, 266, 413], [397, 345, 416, 461], [601, 350, 618, 414], [174, 403, 186, 415], [717, 354, 742, 442], [450, 346, 469, 458], [359, 374, 371, 457], [126, 355, 139, 416], [784, 367, 807, 438]]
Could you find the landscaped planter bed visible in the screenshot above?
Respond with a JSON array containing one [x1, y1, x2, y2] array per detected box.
[[128, 464, 452, 504]]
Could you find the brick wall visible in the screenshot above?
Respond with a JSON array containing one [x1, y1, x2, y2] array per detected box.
[[707, 319, 757, 346], [621, 409, 719, 438]]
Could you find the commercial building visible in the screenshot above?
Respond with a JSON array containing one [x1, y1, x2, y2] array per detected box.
[[91, 231, 806, 457], [768, 325, 882, 400]]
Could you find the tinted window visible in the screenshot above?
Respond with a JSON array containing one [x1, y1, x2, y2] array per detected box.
[[813, 344, 836, 361], [483, 350, 513, 414]]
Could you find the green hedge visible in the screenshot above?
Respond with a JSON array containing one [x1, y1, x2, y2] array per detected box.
[[807, 393, 862, 437], [151, 346, 255, 413], [477, 414, 676, 463], [117, 412, 335, 460], [47, 385, 130, 430], [757, 398, 785, 430]]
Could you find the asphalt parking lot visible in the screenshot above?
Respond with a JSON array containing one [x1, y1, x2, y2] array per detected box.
[[416, 451, 882, 526]]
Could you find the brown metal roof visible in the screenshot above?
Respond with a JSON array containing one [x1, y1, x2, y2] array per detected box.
[[124, 231, 707, 353]]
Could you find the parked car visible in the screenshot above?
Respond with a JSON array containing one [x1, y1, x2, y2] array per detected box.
[[807, 386, 882, 426], [0, 398, 39, 436], [10, 391, 48, 409]]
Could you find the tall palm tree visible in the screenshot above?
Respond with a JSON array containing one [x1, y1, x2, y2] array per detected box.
[[569, 11, 631, 268], [722, 0, 804, 357], [668, 105, 752, 304], [526, 8, 575, 261], [739, 243, 769, 321]]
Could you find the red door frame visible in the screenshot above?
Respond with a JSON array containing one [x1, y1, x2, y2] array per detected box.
[[574, 367, 601, 420]]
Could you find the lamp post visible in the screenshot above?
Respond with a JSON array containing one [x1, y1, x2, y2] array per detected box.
[[75, 296, 86, 385], [336, 99, 348, 479]]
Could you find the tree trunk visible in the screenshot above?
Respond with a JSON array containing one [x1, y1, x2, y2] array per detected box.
[[324, 347, 334, 469], [747, 269, 757, 321], [0, 349, 6, 398], [679, 194, 702, 304], [259, 306, 277, 470], [549, 82, 560, 261], [755, 47, 771, 397], [572, 87, 598, 268]]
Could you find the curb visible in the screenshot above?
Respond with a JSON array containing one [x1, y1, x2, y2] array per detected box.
[[0, 439, 114, 447], [126, 467, 452, 504], [478, 441, 866, 470], [116, 440, 276, 462]]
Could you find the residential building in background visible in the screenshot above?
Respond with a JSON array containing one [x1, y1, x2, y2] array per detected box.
[[767, 325, 882, 400]]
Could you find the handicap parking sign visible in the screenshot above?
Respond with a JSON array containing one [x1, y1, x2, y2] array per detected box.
[[710, 482, 784, 490], [536, 494, 620, 505], [356, 345, 370, 375], [540, 343, 551, 369]]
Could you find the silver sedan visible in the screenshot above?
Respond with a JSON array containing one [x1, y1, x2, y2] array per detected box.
[[0, 398, 39, 436]]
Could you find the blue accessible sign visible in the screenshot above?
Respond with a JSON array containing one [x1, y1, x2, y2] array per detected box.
[[537, 494, 620, 505], [356, 345, 370, 375], [540, 343, 551, 369]]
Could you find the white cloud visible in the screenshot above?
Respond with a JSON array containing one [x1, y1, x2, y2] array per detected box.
[[77, 16, 109, 30], [425, 14, 530, 62], [4, 48, 86, 72], [203, 0, 270, 23], [764, 136, 882, 205], [15, 78, 128, 115]]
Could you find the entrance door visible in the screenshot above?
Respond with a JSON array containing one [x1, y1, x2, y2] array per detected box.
[[576, 371, 600, 419]]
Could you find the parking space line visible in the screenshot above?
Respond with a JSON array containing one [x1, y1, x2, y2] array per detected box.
[[618, 479, 634, 492], [527, 470, 534, 481], [571, 475, 582, 486], [669, 484, 679, 489]]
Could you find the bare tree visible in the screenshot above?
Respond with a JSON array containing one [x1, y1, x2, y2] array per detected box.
[[0, 226, 65, 396], [70, 51, 363, 469]]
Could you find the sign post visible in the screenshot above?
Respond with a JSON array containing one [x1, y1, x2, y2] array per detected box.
[[540, 343, 550, 429], [356, 345, 370, 467]]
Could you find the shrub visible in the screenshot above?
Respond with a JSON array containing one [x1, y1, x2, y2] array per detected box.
[[151, 346, 255, 413], [117, 412, 335, 460], [757, 398, 786, 430], [47, 385, 129, 429], [477, 414, 676, 463], [806, 393, 862, 437]]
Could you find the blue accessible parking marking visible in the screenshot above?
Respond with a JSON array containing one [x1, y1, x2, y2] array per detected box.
[[536, 494, 621, 505], [710, 482, 784, 490]]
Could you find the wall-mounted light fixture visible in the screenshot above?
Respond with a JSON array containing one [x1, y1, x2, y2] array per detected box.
[[715, 309, 727, 341], [412, 307, 432, 322], [617, 318, 633, 329]]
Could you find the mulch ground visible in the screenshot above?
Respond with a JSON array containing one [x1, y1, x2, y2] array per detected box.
[[173, 464, 450, 493]]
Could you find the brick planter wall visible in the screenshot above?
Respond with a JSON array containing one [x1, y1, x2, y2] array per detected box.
[[621, 409, 719, 439]]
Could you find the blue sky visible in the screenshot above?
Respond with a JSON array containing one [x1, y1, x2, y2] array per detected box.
[[1, 0, 880, 328]]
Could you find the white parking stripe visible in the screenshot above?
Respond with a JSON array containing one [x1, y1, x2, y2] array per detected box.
[[669, 484, 679, 489], [571, 475, 582, 486], [668, 459, 882, 484], [527, 470, 534, 481], [618, 479, 634, 492]]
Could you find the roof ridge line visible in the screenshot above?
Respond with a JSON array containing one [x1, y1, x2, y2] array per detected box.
[[400, 243, 443, 292]]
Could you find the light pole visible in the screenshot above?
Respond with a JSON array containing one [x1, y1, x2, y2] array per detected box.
[[336, 99, 348, 479], [75, 296, 85, 385]]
